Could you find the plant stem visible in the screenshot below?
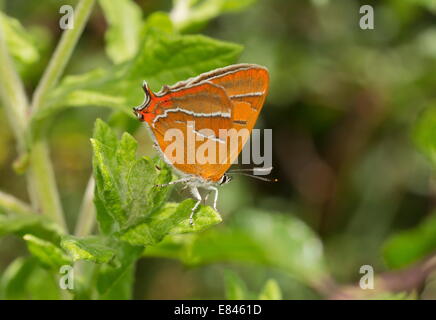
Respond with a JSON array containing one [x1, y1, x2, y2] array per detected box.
[[0, 0, 95, 232], [30, 0, 96, 114], [0, 20, 28, 152], [0, 190, 34, 215], [26, 0, 96, 231], [74, 177, 96, 237], [28, 141, 66, 229], [0, 14, 41, 210]]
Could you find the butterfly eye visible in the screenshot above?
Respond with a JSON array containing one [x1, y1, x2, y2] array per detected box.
[[218, 175, 232, 185], [133, 108, 144, 121]]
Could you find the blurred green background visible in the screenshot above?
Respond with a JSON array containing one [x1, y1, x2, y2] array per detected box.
[[2, 0, 436, 299]]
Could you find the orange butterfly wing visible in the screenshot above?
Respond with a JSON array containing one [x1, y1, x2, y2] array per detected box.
[[189, 64, 269, 171], [142, 64, 269, 182], [150, 81, 235, 180]]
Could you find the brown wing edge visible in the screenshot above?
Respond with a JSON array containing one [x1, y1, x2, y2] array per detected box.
[[156, 64, 269, 95]]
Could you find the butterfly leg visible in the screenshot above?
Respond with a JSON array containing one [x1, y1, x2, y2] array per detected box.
[[152, 142, 160, 152], [155, 177, 191, 188], [204, 190, 212, 204], [189, 186, 202, 226], [204, 186, 219, 211]]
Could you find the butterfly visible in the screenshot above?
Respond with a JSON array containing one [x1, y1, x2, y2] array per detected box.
[[133, 64, 269, 224]]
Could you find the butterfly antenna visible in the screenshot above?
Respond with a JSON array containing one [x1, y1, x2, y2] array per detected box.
[[227, 172, 278, 182], [228, 167, 273, 175]]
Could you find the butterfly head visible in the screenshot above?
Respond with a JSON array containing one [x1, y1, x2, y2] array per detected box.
[[218, 174, 232, 186], [133, 81, 156, 123]]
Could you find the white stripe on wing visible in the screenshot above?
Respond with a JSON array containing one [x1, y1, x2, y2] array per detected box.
[[152, 107, 231, 128]]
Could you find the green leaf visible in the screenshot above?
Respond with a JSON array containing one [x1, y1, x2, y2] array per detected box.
[[98, 262, 135, 300], [414, 106, 436, 166], [127, 32, 243, 93], [0, 257, 61, 300], [258, 279, 282, 300], [0, 12, 39, 66], [96, 241, 142, 299], [120, 199, 222, 246], [383, 213, 436, 269], [107, 110, 141, 134], [0, 257, 36, 299], [144, 209, 328, 285], [170, 0, 257, 32], [0, 211, 62, 243], [34, 28, 242, 129], [23, 234, 72, 269], [99, 0, 143, 64], [166, 200, 222, 233], [94, 184, 116, 235], [0, 191, 34, 216], [224, 270, 248, 300], [92, 119, 173, 234], [61, 235, 116, 263], [142, 11, 174, 35]]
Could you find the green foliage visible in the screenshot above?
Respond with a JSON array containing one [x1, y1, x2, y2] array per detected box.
[[414, 106, 436, 166], [98, 0, 143, 64], [31, 13, 242, 135], [0, 117, 225, 299], [144, 209, 328, 285], [92, 119, 221, 236], [0, 12, 39, 66], [383, 213, 436, 269], [386, 107, 436, 268], [61, 235, 116, 263], [0, 211, 62, 243], [5, 0, 430, 301], [170, 0, 257, 32], [258, 279, 282, 300], [0, 1, 239, 296], [120, 200, 222, 246], [224, 271, 248, 299], [95, 241, 142, 299], [0, 257, 61, 300], [92, 119, 172, 232], [143, 12, 175, 34], [0, 0, 286, 301], [0, 2, 243, 295], [82, 119, 220, 298], [23, 234, 72, 269], [224, 271, 282, 300]]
